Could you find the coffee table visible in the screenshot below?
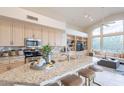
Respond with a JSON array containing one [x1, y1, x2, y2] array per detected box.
[[97, 58, 120, 69]]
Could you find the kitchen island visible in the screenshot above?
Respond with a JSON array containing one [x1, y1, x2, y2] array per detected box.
[[0, 56, 99, 86]]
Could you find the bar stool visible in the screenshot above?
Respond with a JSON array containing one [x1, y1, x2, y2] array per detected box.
[[45, 82, 60, 86], [78, 68, 95, 86], [60, 74, 83, 86], [88, 65, 103, 72]]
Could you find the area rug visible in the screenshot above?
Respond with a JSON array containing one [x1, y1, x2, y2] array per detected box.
[[94, 71, 124, 86]]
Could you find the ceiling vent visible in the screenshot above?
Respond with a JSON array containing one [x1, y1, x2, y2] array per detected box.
[[27, 15, 38, 21]]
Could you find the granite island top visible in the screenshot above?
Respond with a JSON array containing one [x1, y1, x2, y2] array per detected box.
[[0, 56, 99, 86]]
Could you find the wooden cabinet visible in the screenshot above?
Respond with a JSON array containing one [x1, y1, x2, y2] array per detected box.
[[33, 26, 42, 40], [0, 20, 25, 46], [42, 27, 49, 45], [24, 24, 42, 40], [12, 22, 24, 46], [0, 19, 65, 47], [67, 35, 88, 51], [0, 21, 12, 46], [24, 24, 34, 39], [42, 27, 64, 46], [55, 31, 62, 46], [48, 28, 55, 46]]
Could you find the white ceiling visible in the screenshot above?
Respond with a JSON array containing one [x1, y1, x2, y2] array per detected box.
[[23, 7, 124, 31]]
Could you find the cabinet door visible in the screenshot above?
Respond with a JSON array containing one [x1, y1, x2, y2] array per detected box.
[[12, 22, 24, 46], [24, 24, 34, 39], [33, 26, 42, 40], [48, 29, 55, 46], [0, 21, 11, 46], [42, 27, 49, 45], [55, 31, 62, 46]]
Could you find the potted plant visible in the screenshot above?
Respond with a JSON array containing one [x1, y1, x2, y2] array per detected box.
[[41, 45, 52, 64]]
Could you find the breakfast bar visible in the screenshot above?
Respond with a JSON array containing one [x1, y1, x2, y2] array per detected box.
[[0, 56, 99, 86]]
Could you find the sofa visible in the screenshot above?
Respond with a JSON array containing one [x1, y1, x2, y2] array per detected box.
[[93, 50, 124, 63]]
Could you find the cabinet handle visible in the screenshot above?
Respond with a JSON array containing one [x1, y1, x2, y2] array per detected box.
[[32, 35, 34, 37], [10, 41, 13, 45], [12, 41, 14, 45], [11, 41, 14, 45]]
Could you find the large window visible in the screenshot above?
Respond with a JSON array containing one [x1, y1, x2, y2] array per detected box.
[[103, 20, 123, 35], [92, 37, 100, 50], [92, 20, 124, 52], [103, 35, 123, 52], [92, 27, 101, 36]]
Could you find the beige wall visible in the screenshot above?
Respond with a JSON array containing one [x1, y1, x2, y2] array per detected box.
[[87, 31, 92, 53], [66, 28, 88, 37], [0, 7, 66, 30]]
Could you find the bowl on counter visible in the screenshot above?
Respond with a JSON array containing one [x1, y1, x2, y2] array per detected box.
[[9, 50, 17, 56], [17, 50, 24, 56], [1, 51, 9, 57]]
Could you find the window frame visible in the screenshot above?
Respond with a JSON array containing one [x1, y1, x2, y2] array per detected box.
[[92, 36, 101, 50], [102, 35, 123, 52], [92, 27, 101, 37], [103, 20, 123, 35], [92, 20, 124, 52]]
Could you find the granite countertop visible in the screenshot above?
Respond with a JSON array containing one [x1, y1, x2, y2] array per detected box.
[[0, 56, 25, 60], [0, 56, 99, 86]]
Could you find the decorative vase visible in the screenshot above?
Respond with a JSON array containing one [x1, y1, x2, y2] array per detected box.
[[48, 54, 52, 63], [44, 54, 52, 64]]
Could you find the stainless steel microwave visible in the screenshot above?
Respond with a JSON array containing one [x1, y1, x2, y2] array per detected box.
[[25, 38, 42, 48]]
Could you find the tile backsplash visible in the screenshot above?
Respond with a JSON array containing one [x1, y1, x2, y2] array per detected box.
[[0, 47, 25, 52]]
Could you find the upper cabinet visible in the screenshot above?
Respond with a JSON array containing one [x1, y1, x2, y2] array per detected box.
[[48, 28, 55, 46], [33, 26, 42, 40], [42, 27, 65, 46], [12, 22, 24, 46], [24, 24, 42, 40], [55, 30, 63, 46], [0, 20, 25, 46], [0, 20, 12, 46], [0, 18, 65, 47], [24, 24, 34, 39], [42, 27, 49, 45]]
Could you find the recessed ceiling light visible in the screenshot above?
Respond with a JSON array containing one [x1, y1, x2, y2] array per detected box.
[[90, 18, 94, 22], [84, 14, 94, 22], [89, 16, 94, 21], [84, 15, 89, 18]]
